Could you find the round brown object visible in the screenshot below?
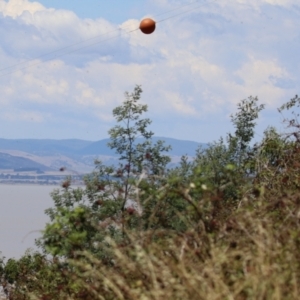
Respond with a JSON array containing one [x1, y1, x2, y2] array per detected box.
[[139, 18, 156, 34]]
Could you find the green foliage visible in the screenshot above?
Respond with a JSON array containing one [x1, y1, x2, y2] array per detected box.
[[3, 91, 300, 299], [0, 251, 78, 299], [229, 96, 264, 154], [35, 85, 173, 261], [108, 85, 171, 176], [190, 96, 265, 212]]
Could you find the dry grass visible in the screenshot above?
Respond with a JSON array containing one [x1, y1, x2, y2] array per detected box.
[[59, 191, 300, 300]]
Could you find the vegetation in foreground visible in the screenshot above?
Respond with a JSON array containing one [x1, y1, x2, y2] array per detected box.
[[1, 87, 300, 299]]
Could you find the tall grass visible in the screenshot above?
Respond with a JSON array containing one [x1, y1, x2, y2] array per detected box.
[[36, 190, 300, 300]]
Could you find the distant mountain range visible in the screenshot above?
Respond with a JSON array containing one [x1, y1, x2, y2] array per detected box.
[[0, 137, 207, 174], [0, 152, 52, 171]]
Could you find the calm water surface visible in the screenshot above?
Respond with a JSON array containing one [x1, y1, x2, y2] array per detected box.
[[0, 184, 67, 260]]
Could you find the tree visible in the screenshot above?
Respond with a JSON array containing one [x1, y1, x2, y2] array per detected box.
[[252, 95, 300, 195], [193, 96, 264, 184], [107, 84, 171, 211], [228, 96, 265, 168], [36, 85, 172, 259], [181, 96, 265, 222]]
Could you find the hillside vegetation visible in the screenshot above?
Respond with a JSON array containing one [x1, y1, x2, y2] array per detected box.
[[1, 86, 300, 299]]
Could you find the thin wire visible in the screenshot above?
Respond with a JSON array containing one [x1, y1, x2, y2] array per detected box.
[[0, 0, 207, 74], [0, 28, 139, 78], [0, 1, 141, 73], [0, 0, 214, 75], [0, 0, 217, 78], [152, 0, 206, 18], [0, 25, 136, 73], [157, 0, 217, 23], [21, 229, 42, 243]]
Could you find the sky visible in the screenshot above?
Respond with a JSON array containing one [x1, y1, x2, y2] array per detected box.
[[0, 0, 299, 144]]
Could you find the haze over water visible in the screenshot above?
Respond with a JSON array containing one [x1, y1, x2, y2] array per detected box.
[[0, 184, 64, 259]]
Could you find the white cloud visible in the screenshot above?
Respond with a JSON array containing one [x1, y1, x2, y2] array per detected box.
[[234, 57, 290, 106], [0, 0, 299, 141], [2, 110, 45, 122], [252, 0, 297, 7], [163, 91, 198, 115], [0, 0, 45, 18]]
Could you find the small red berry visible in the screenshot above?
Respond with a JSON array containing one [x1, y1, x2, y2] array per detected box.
[[126, 207, 136, 215]]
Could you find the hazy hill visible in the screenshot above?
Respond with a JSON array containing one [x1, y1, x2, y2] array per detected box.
[[0, 150, 94, 174], [0, 139, 92, 156], [0, 137, 207, 173], [0, 137, 205, 157], [80, 137, 206, 157], [0, 153, 52, 171]]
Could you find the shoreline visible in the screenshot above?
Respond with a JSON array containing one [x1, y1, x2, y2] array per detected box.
[[0, 182, 85, 187]]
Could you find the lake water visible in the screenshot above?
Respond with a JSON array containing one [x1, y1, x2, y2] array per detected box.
[[0, 184, 66, 260]]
